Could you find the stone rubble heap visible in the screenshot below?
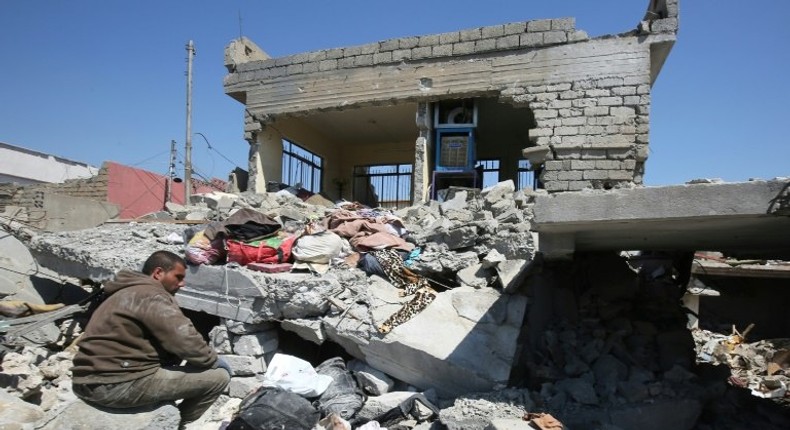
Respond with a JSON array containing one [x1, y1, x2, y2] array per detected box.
[[693, 328, 790, 404], [2, 181, 789, 428]]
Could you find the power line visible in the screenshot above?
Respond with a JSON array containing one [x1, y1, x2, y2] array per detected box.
[[194, 132, 242, 169]]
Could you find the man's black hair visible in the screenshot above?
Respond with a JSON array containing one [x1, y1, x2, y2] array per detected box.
[[141, 250, 187, 275]]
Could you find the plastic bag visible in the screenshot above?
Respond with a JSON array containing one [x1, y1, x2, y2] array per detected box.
[[261, 353, 333, 397]]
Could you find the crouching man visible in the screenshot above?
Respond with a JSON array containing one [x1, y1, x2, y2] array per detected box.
[[72, 250, 230, 427]]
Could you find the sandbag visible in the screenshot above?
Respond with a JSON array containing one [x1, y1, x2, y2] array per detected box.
[[226, 386, 319, 430], [313, 357, 365, 420]]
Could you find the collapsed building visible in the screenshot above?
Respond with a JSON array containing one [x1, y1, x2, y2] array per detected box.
[[3, 0, 790, 428]]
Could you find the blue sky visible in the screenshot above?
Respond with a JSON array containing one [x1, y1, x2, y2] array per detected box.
[[1, 1, 787, 186]]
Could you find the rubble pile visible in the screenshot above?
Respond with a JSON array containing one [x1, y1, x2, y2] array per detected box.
[[2, 181, 789, 428], [694, 328, 790, 403]]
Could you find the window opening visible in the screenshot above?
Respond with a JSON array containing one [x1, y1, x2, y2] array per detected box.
[[282, 140, 323, 193], [475, 159, 500, 189], [518, 159, 537, 190], [353, 164, 413, 209]]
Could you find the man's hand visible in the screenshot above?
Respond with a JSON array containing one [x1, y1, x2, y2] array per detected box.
[[215, 356, 232, 375]]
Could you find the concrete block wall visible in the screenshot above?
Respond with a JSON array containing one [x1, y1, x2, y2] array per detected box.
[[0, 165, 109, 229], [507, 76, 651, 191], [225, 18, 588, 86], [226, 0, 679, 194]]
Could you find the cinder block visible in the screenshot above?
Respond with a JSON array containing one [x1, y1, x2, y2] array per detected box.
[[526, 19, 552, 32], [551, 18, 575, 31], [379, 39, 399, 51], [373, 52, 392, 64], [392, 49, 411, 61], [318, 59, 337, 71], [475, 39, 496, 52], [453, 42, 475, 55], [482, 25, 505, 39], [418, 34, 440, 47], [544, 31, 567, 44], [399, 37, 419, 49], [503, 22, 527, 35], [325, 48, 344, 59], [459, 28, 482, 42], [439, 32, 460, 44], [411, 46, 432, 59], [496, 35, 520, 50], [520, 32, 543, 47]]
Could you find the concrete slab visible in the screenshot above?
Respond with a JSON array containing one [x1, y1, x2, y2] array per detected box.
[[532, 179, 790, 259]]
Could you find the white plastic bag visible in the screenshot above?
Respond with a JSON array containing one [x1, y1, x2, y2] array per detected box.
[[262, 353, 333, 397]]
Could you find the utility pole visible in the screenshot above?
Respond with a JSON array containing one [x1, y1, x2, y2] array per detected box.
[[184, 40, 195, 203], [164, 140, 177, 208]]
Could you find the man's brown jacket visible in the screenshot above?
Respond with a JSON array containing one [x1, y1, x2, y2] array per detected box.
[[72, 269, 216, 384]]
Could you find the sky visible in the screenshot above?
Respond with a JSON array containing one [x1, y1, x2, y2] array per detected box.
[[0, 1, 788, 186]]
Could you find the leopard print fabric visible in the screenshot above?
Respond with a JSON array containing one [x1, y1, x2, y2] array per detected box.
[[377, 286, 437, 334], [373, 249, 429, 295], [372, 249, 437, 334]]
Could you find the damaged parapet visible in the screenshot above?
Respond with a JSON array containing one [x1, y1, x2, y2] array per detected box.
[[224, 0, 679, 198]]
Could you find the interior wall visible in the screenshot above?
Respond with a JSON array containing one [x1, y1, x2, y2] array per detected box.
[[270, 117, 344, 199], [475, 98, 534, 184]]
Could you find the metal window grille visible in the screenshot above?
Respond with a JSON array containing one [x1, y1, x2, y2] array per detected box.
[[353, 164, 413, 209], [518, 159, 537, 190], [475, 159, 500, 188], [282, 140, 323, 192]]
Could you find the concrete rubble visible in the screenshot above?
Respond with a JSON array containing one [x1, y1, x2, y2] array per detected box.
[[2, 182, 789, 429]]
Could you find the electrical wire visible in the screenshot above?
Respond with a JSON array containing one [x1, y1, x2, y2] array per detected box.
[[194, 133, 241, 169]]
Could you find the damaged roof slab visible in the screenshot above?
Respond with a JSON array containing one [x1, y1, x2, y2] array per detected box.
[[532, 178, 790, 259]]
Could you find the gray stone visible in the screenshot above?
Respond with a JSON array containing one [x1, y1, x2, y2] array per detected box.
[[440, 190, 469, 213], [617, 380, 650, 403], [191, 191, 239, 211], [348, 359, 395, 395], [281, 318, 326, 344], [495, 259, 530, 292], [220, 354, 265, 376], [431, 226, 477, 250], [209, 325, 233, 354], [559, 378, 598, 405], [481, 249, 506, 269], [228, 376, 263, 399], [224, 320, 277, 335], [184, 208, 212, 221], [232, 332, 279, 357], [663, 364, 697, 383], [0, 389, 44, 427], [456, 263, 494, 289], [37, 399, 180, 430]]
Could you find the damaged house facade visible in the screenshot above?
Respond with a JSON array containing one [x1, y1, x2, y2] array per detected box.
[[5, 0, 790, 428], [223, 1, 677, 204]]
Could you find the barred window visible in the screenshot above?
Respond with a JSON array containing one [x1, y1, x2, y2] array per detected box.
[[475, 159, 500, 188], [282, 140, 322, 192], [353, 164, 413, 209]]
